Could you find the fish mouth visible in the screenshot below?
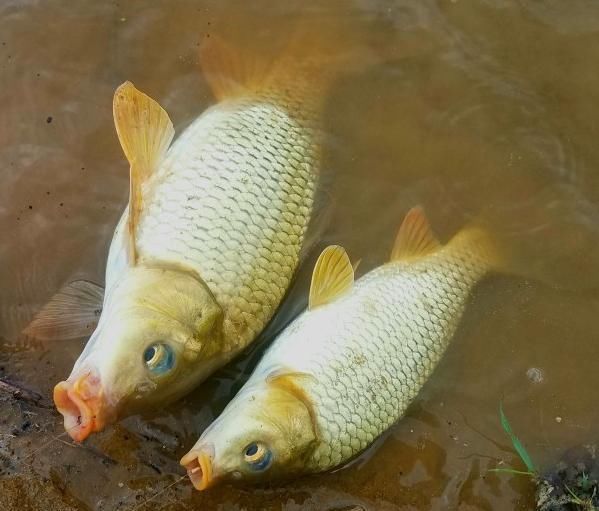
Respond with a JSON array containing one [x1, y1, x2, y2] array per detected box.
[[181, 445, 215, 490], [53, 371, 107, 442]]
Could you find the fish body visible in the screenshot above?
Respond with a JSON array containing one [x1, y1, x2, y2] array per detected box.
[[181, 208, 502, 488], [107, 94, 318, 355], [48, 39, 335, 441]]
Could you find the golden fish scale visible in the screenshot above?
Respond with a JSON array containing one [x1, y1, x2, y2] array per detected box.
[[253, 244, 490, 472], [135, 95, 319, 351]]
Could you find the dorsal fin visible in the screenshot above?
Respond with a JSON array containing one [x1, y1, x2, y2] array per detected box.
[[113, 81, 174, 265], [199, 37, 272, 101], [309, 245, 354, 310], [390, 207, 442, 262]]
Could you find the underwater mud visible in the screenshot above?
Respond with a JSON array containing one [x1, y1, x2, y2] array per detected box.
[[536, 445, 599, 511]]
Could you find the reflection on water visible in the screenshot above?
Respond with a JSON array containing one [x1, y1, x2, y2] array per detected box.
[[2, 0, 599, 509]]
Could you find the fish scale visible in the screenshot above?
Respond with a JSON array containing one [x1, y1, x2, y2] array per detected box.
[[129, 96, 319, 351], [239, 235, 492, 472]]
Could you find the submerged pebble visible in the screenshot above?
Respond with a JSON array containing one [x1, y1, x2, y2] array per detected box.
[[527, 367, 544, 383]]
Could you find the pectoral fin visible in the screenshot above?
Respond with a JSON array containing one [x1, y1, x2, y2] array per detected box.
[[113, 81, 174, 264], [21, 280, 104, 342]]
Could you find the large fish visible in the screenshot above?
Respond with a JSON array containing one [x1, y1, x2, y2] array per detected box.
[[180, 207, 504, 489], [28, 38, 340, 441]]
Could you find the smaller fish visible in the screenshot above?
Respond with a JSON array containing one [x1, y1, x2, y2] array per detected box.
[[180, 207, 505, 489]]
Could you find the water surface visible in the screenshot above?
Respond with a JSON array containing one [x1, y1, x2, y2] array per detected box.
[[2, 1, 599, 509]]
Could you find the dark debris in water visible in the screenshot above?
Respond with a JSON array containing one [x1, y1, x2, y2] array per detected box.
[[536, 445, 599, 511]]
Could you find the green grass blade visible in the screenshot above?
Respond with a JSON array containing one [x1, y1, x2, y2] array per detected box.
[[499, 402, 536, 473]]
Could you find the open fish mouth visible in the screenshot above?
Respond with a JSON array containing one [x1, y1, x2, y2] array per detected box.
[[181, 445, 214, 490], [53, 371, 106, 441]]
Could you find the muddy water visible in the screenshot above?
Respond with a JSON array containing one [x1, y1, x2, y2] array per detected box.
[[2, 0, 599, 509]]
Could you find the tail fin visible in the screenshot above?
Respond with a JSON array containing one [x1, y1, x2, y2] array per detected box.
[[198, 14, 368, 111], [390, 207, 506, 273], [393, 206, 599, 291], [447, 226, 506, 273]]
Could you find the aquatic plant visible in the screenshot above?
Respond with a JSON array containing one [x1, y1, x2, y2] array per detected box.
[[490, 402, 536, 477], [492, 403, 599, 511], [564, 482, 597, 511]]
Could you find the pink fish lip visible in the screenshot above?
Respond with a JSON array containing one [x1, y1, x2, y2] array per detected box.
[[53, 370, 108, 441], [180, 444, 215, 491]]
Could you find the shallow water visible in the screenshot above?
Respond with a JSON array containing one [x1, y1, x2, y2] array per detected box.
[[2, 0, 599, 509]]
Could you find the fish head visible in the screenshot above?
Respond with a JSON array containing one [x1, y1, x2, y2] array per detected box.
[[181, 377, 318, 490], [54, 265, 224, 441]]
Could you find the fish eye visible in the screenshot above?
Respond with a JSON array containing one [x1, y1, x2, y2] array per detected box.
[[143, 343, 175, 375], [243, 441, 272, 471]]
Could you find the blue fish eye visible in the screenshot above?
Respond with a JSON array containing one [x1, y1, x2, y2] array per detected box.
[[143, 343, 175, 375], [243, 442, 272, 471]]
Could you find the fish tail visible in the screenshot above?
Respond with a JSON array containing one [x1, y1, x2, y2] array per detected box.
[[266, 16, 366, 98], [390, 206, 507, 274], [399, 208, 573, 285], [199, 14, 366, 108], [447, 226, 507, 273]]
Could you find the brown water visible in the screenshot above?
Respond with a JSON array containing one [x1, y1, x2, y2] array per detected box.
[[3, 1, 599, 509]]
